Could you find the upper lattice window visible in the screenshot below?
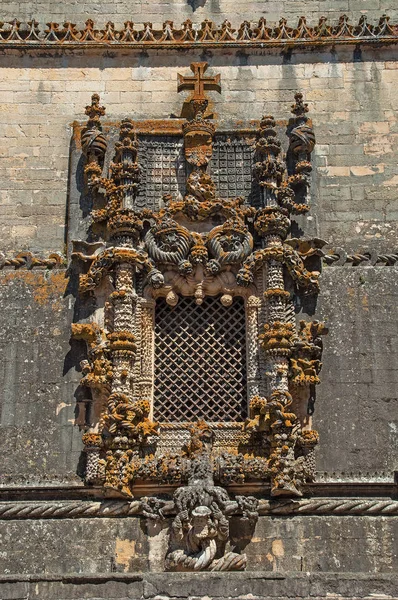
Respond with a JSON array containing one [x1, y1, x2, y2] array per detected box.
[[153, 296, 247, 422]]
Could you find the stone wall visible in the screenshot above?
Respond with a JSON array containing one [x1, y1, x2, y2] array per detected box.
[[1, 46, 398, 254], [1, 0, 398, 595], [0, 269, 82, 486], [1, 572, 398, 600], [2, 0, 398, 27], [1, 266, 397, 486], [1, 515, 397, 574]]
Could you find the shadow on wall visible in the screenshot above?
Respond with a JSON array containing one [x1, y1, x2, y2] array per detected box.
[[1, 45, 398, 71], [187, 0, 208, 10]]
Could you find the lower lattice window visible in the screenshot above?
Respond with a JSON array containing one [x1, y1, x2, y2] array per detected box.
[[153, 296, 248, 422]]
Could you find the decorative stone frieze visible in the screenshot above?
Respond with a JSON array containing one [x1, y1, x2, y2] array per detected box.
[[0, 15, 397, 49]]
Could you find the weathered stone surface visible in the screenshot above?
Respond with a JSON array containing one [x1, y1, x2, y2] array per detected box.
[[315, 267, 398, 476], [1, 571, 398, 600], [1, 47, 398, 253], [0, 518, 149, 574], [1, 266, 397, 484], [0, 514, 397, 574], [0, 269, 82, 486], [1, 0, 398, 27]]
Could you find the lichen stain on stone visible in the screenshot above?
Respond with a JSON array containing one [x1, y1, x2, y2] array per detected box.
[[361, 294, 369, 311], [72, 121, 83, 150], [346, 286, 356, 310], [265, 539, 285, 571], [114, 538, 136, 572], [56, 402, 69, 416], [271, 539, 285, 557], [266, 539, 285, 567], [0, 271, 67, 311]]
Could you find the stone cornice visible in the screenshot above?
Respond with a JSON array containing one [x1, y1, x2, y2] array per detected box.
[[0, 15, 397, 50], [1, 572, 398, 600], [2, 249, 398, 271]]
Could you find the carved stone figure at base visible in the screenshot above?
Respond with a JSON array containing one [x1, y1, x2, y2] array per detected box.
[[166, 505, 246, 571]]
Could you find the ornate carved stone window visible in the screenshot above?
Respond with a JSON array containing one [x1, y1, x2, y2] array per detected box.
[[72, 63, 326, 572]]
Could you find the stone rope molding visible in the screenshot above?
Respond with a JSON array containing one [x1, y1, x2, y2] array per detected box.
[[0, 251, 65, 270], [0, 15, 397, 49], [0, 498, 398, 520], [0, 500, 141, 520], [259, 499, 398, 515], [322, 249, 398, 266], [1, 250, 398, 271]]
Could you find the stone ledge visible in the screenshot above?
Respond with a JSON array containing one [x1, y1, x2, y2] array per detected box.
[[0, 15, 397, 51], [1, 496, 398, 520], [0, 572, 397, 600]]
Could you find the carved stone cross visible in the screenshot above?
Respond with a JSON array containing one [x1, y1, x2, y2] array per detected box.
[[177, 62, 221, 100]]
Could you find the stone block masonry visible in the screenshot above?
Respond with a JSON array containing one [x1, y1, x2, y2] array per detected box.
[[0, 516, 398, 574], [1, 0, 398, 28], [0, 2, 398, 595], [1, 45, 398, 254], [0, 572, 397, 600]]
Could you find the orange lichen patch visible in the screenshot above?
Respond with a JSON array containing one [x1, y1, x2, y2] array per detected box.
[[135, 119, 184, 135], [362, 294, 369, 311], [346, 285, 356, 310], [0, 270, 68, 311], [72, 322, 106, 347], [73, 119, 185, 141], [72, 119, 280, 139], [72, 121, 83, 150], [299, 430, 319, 447], [82, 432, 102, 447]]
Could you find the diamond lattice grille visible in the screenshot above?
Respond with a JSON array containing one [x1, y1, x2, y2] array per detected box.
[[154, 296, 248, 422]]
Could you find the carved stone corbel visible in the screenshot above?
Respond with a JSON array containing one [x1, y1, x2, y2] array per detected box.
[[144, 265, 256, 306]]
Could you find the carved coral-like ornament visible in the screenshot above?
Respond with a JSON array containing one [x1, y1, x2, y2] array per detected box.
[[145, 217, 192, 265], [254, 207, 290, 239], [207, 218, 253, 265], [259, 322, 295, 356]]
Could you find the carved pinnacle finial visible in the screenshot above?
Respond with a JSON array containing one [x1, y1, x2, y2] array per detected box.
[[85, 93, 106, 126], [289, 92, 315, 155], [119, 118, 138, 151], [291, 92, 309, 118], [81, 93, 107, 163]]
